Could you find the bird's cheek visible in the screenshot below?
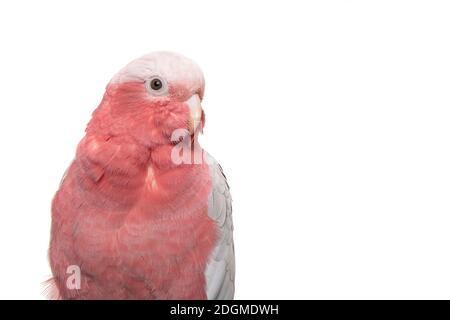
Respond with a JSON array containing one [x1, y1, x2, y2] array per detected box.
[[133, 121, 166, 147], [164, 104, 191, 132]]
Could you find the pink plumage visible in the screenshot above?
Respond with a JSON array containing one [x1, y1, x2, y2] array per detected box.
[[48, 52, 234, 299]]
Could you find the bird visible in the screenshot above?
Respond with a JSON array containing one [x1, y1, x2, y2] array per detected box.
[[47, 51, 235, 300]]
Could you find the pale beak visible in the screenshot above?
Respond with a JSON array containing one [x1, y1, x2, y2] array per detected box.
[[186, 94, 202, 133]]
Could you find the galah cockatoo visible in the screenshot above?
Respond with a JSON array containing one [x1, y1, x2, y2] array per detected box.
[[48, 52, 234, 300]]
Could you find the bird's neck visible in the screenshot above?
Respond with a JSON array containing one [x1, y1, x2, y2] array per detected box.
[[75, 132, 209, 213]]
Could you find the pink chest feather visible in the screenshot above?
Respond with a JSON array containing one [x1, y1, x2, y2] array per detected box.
[[50, 145, 217, 299]]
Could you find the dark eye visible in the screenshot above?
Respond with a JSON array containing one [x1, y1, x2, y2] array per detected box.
[[145, 76, 168, 96], [150, 78, 163, 90]]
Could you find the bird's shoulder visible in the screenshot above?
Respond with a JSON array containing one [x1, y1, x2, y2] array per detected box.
[[204, 153, 235, 300]]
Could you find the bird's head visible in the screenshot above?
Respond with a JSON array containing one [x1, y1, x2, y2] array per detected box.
[[89, 51, 205, 147]]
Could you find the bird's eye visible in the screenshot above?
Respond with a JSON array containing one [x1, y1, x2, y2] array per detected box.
[[150, 78, 163, 90], [145, 76, 168, 96]]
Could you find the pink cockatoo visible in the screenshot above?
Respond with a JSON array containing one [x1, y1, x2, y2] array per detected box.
[[47, 52, 234, 300]]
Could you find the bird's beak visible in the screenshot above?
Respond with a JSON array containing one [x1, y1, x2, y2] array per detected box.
[[186, 94, 202, 134]]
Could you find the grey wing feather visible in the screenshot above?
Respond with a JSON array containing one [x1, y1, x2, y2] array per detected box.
[[204, 154, 235, 300]]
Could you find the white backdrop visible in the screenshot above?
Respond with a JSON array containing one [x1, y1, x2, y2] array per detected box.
[[0, 0, 450, 299]]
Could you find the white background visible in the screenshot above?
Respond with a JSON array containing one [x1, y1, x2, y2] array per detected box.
[[0, 0, 449, 299]]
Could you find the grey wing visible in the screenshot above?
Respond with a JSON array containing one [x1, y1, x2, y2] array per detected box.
[[204, 154, 235, 300]]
